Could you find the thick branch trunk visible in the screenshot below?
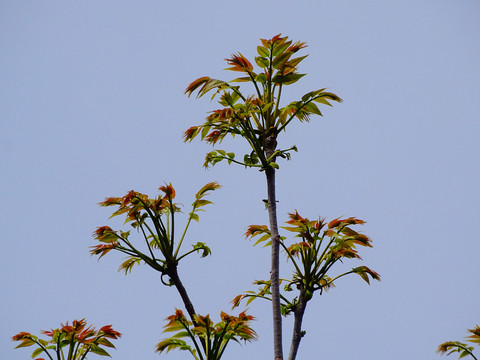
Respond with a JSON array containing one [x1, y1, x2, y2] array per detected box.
[[168, 265, 197, 323], [265, 166, 283, 360], [264, 129, 283, 360], [168, 265, 207, 352], [288, 289, 308, 360]]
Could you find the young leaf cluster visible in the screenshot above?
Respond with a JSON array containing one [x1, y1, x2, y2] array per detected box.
[[438, 325, 480, 360], [156, 309, 257, 360], [184, 34, 342, 170], [90, 182, 220, 281], [234, 212, 380, 314], [12, 319, 121, 360]]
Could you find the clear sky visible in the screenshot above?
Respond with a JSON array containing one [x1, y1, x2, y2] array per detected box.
[[1, 1, 479, 359]]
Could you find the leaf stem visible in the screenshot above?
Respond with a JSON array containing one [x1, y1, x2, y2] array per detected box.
[[174, 204, 197, 259], [135, 215, 156, 261]]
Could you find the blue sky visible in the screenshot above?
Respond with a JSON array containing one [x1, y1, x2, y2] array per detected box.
[[1, 1, 479, 359]]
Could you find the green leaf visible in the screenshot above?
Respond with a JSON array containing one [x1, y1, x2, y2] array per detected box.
[[201, 78, 229, 97], [163, 318, 189, 333], [96, 338, 115, 348], [255, 56, 269, 68], [118, 257, 142, 274], [193, 242, 211, 257], [304, 102, 322, 116], [256, 73, 267, 84], [243, 152, 260, 166], [171, 331, 191, 339], [156, 338, 194, 354], [262, 101, 273, 113], [301, 91, 314, 102], [257, 45, 269, 57], [272, 52, 292, 69], [315, 91, 342, 104], [190, 213, 199, 222], [31, 347, 45, 358], [281, 226, 302, 233], [246, 296, 258, 306], [204, 151, 226, 168], [231, 76, 252, 83], [352, 266, 380, 284], [88, 344, 111, 357], [200, 125, 210, 140], [37, 339, 48, 347], [119, 230, 130, 239], [285, 55, 308, 70], [15, 339, 36, 348], [273, 73, 306, 85], [254, 233, 272, 247], [194, 199, 212, 207], [313, 97, 333, 106], [272, 41, 291, 56]]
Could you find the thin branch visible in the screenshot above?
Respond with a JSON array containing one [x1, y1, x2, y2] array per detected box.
[[135, 215, 156, 261], [207, 155, 263, 168], [174, 204, 197, 259], [278, 241, 303, 280]]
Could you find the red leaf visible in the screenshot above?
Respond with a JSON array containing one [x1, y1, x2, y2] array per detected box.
[[245, 224, 270, 239], [11, 332, 32, 341], [183, 126, 200, 142], [89, 243, 119, 259], [225, 53, 254, 73], [159, 183, 176, 200], [287, 41, 307, 53], [99, 197, 122, 206], [93, 226, 113, 237], [185, 76, 210, 97], [328, 217, 365, 229], [99, 325, 122, 339]]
